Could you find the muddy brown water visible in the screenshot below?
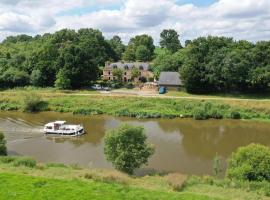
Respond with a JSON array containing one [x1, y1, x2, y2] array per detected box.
[[0, 111, 270, 176]]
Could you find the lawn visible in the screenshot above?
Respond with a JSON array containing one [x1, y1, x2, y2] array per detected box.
[[0, 156, 269, 200], [0, 173, 219, 200], [1, 87, 270, 121]]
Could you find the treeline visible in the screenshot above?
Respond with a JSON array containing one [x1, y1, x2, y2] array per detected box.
[[0, 29, 121, 89], [0, 28, 270, 93], [180, 37, 270, 93]]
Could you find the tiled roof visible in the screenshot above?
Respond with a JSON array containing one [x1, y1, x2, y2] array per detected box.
[[158, 72, 183, 86], [107, 62, 149, 70]]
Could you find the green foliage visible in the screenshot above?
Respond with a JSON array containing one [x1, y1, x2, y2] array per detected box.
[[153, 49, 184, 77], [135, 45, 151, 61], [21, 93, 45, 112], [55, 69, 71, 89], [226, 144, 270, 181], [180, 36, 270, 93], [104, 124, 155, 174], [213, 153, 222, 177], [0, 28, 116, 89], [0, 132, 7, 156], [13, 157, 37, 168], [160, 29, 182, 53], [230, 111, 241, 119], [124, 34, 155, 62], [112, 68, 124, 82], [108, 35, 125, 60], [0, 68, 30, 88], [131, 67, 140, 80]]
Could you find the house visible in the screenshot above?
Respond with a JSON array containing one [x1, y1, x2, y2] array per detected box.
[[102, 62, 154, 82], [158, 72, 183, 91]]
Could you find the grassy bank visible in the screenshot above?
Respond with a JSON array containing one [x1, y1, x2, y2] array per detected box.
[[1, 88, 270, 121], [0, 156, 269, 200]]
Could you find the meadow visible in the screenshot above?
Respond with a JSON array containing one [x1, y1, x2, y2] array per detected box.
[[0, 156, 269, 200]]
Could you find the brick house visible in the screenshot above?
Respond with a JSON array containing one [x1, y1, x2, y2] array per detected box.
[[102, 62, 154, 82]]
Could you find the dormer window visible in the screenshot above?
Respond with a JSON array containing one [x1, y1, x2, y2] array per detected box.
[[113, 65, 117, 69], [124, 65, 129, 70], [139, 65, 144, 70]]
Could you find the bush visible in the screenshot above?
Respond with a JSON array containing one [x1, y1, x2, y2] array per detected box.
[[21, 92, 46, 112], [13, 157, 37, 168], [0, 132, 7, 156], [125, 83, 134, 89], [230, 111, 241, 119], [46, 163, 67, 168], [193, 108, 208, 120], [104, 124, 155, 175], [0, 156, 15, 163], [226, 144, 270, 181]]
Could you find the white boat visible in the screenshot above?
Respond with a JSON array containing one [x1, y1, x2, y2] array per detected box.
[[43, 121, 85, 136]]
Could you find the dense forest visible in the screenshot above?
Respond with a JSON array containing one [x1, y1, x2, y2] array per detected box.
[[0, 28, 270, 93]]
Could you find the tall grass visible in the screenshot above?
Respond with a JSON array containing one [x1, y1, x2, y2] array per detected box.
[[1, 91, 270, 121]]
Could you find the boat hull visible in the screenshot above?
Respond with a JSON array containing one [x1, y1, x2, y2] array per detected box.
[[44, 128, 85, 137]]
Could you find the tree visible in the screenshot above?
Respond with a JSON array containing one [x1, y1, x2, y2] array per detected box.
[[131, 67, 141, 81], [30, 69, 43, 87], [123, 45, 136, 61], [0, 132, 7, 156], [0, 67, 30, 88], [135, 45, 151, 61], [124, 34, 155, 61], [55, 69, 71, 89], [153, 49, 184, 77], [160, 29, 182, 53], [112, 68, 123, 82], [226, 144, 270, 181], [109, 36, 125, 60], [104, 124, 155, 174]]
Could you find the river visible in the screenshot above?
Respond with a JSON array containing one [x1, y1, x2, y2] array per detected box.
[[1, 111, 270, 175]]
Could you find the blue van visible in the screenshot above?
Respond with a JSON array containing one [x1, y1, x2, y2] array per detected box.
[[159, 86, 166, 94]]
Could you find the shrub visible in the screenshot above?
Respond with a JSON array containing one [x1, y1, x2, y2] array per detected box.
[[193, 108, 208, 120], [0, 132, 7, 156], [125, 83, 134, 89], [21, 92, 46, 112], [0, 156, 15, 163], [230, 111, 241, 119], [104, 124, 155, 175], [13, 157, 37, 168], [226, 144, 270, 181]]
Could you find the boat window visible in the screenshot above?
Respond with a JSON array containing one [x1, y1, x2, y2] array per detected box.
[[46, 126, 52, 129]]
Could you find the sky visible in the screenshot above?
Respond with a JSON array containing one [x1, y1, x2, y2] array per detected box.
[[0, 0, 269, 44]]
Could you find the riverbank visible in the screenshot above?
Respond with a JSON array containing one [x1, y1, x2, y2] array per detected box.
[[0, 156, 269, 200], [1, 88, 270, 121]]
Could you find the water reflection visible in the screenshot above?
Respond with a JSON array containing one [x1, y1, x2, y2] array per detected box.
[[1, 111, 270, 175]]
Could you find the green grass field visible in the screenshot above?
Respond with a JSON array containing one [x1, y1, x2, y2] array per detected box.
[[0, 156, 269, 200], [0, 173, 218, 200], [1, 87, 270, 121]]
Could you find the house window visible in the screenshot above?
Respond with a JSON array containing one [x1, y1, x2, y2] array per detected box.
[[139, 66, 144, 70], [109, 77, 111, 80], [124, 65, 129, 70], [108, 71, 111, 75], [113, 65, 117, 69], [124, 72, 127, 75]]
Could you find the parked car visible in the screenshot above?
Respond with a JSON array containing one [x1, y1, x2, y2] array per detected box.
[[91, 84, 102, 90], [159, 86, 166, 94], [102, 87, 111, 91]]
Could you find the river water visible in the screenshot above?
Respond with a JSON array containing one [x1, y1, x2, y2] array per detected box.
[[1, 111, 270, 175]]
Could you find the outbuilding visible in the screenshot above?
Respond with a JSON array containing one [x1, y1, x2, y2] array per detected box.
[[158, 72, 183, 91]]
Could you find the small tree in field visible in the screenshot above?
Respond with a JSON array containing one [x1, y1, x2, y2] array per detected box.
[[104, 124, 155, 175], [112, 68, 124, 82], [226, 144, 270, 181], [0, 132, 7, 156]]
